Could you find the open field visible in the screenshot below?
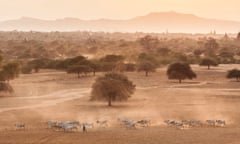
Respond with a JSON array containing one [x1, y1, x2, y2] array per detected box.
[[0, 64, 240, 144]]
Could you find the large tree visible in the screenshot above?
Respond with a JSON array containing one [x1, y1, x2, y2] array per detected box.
[[91, 72, 135, 106], [227, 69, 240, 82], [199, 58, 218, 70], [167, 62, 196, 83]]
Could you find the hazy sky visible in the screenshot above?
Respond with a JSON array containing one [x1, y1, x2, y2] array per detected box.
[[0, 0, 239, 21]]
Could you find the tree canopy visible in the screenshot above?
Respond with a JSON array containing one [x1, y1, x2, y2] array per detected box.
[[167, 62, 196, 83], [91, 72, 135, 106]]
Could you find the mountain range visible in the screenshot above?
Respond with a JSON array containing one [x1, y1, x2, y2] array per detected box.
[[0, 11, 240, 33]]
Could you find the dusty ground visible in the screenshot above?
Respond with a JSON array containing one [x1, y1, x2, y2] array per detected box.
[[0, 65, 240, 144]]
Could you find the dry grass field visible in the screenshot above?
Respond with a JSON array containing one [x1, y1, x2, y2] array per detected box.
[[0, 64, 240, 144]]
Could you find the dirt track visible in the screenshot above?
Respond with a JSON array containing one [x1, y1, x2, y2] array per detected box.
[[0, 65, 240, 144]]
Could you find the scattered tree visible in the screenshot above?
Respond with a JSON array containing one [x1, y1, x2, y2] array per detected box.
[[89, 60, 101, 76], [91, 72, 135, 106], [0, 82, 14, 93], [1, 62, 20, 82], [138, 61, 157, 77], [100, 55, 124, 71], [227, 69, 240, 82], [167, 62, 196, 83], [137, 53, 158, 76], [199, 58, 218, 70], [125, 63, 136, 72], [139, 35, 159, 51], [114, 62, 126, 73], [28, 58, 50, 73], [21, 65, 32, 74], [156, 48, 171, 56], [204, 38, 219, 57], [193, 49, 203, 57]]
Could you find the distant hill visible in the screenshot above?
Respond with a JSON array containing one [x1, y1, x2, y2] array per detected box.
[[1, 11, 240, 33]]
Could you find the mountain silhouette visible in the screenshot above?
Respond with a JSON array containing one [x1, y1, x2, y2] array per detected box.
[[0, 11, 240, 33]]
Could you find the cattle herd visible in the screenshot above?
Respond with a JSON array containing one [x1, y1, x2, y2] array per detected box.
[[14, 118, 226, 132], [164, 119, 226, 129]]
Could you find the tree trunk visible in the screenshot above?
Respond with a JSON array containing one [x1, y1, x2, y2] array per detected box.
[[93, 71, 96, 76], [108, 96, 112, 106], [208, 65, 210, 70], [237, 77, 239, 82], [145, 71, 148, 77], [179, 79, 182, 83]]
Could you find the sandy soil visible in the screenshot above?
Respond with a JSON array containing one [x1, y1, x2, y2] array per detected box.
[[0, 64, 240, 144]]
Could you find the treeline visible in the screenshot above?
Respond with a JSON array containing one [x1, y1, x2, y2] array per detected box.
[[0, 32, 240, 65]]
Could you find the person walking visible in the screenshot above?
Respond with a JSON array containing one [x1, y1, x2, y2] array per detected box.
[[83, 124, 87, 133]]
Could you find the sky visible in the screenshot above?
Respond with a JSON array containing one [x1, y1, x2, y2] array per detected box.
[[0, 0, 239, 21]]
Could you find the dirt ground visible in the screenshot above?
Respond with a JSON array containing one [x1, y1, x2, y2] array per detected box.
[[0, 64, 240, 144]]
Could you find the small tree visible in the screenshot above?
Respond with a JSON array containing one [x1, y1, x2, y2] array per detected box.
[[199, 58, 218, 70], [167, 62, 196, 83], [227, 69, 240, 82], [91, 72, 135, 106]]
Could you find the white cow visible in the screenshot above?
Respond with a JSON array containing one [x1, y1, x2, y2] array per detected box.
[[15, 123, 25, 130], [47, 120, 58, 128], [216, 120, 226, 127]]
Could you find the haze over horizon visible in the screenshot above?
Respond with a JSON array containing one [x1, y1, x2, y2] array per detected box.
[[0, 0, 239, 21]]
